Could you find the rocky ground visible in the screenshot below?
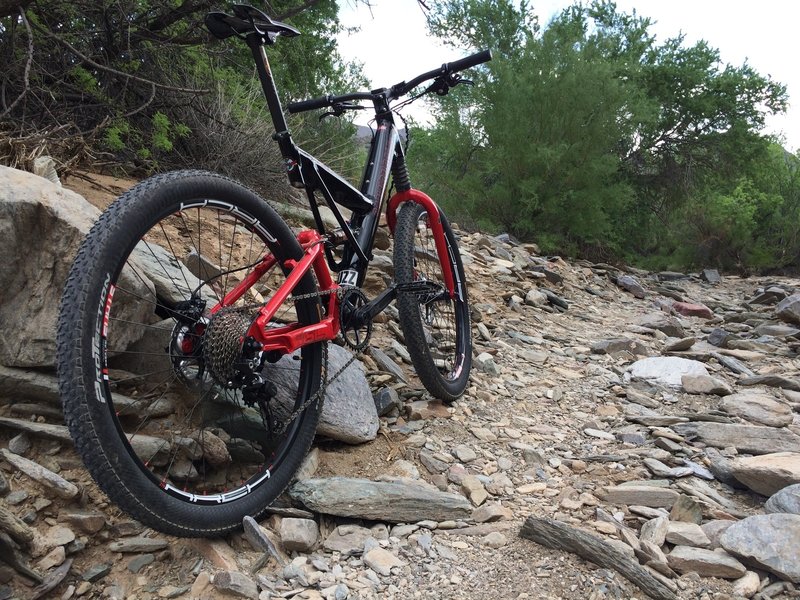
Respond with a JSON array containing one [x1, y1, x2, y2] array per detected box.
[[0, 166, 799, 599]]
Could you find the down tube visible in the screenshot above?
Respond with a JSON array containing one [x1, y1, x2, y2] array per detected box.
[[345, 122, 399, 285]]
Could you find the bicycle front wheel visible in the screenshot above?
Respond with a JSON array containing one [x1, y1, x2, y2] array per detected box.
[[394, 202, 472, 401], [57, 170, 322, 537]]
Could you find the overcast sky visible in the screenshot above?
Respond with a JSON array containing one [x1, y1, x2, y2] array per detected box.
[[336, 0, 800, 152]]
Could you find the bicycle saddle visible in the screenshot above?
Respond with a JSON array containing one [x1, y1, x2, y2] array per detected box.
[[205, 4, 300, 41]]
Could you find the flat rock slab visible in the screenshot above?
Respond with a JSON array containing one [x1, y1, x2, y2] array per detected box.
[[666, 546, 746, 579], [765, 484, 800, 515], [720, 392, 794, 427], [681, 374, 732, 396], [721, 513, 800, 583], [739, 374, 800, 392], [629, 357, 708, 388], [731, 452, 800, 496], [599, 485, 679, 508], [290, 477, 472, 522], [212, 570, 258, 600], [672, 422, 800, 455], [108, 537, 169, 553]]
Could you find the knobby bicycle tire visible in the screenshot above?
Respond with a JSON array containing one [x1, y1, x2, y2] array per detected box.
[[394, 202, 472, 401], [57, 170, 322, 537]]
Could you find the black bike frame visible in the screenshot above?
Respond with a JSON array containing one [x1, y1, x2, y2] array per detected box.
[[248, 36, 405, 289]]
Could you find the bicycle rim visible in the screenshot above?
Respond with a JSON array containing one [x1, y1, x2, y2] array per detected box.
[[100, 198, 317, 504]]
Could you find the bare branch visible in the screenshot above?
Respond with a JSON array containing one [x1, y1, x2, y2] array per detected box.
[[33, 23, 210, 95], [124, 82, 157, 118], [0, 7, 33, 118]]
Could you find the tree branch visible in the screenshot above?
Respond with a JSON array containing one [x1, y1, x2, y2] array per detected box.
[[276, 0, 324, 21], [33, 23, 210, 95], [0, 7, 33, 118]]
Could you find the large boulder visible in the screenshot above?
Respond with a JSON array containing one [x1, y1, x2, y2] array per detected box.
[[267, 344, 378, 444], [721, 514, 800, 583], [0, 166, 154, 367]]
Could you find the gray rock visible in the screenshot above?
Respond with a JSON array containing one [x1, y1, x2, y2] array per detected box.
[[721, 514, 800, 583], [740, 374, 800, 392], [524, 289, 548, 306], [7, 433, 31, 455], [776, 294, 800, 325], [701, 520, 735, 549], [707, 328, 734, 347], [669, 495, 703, 524], [616, 275, 646, 299], [638, 313, 686, 338], [731, 452, 800, 496], [701, 269, 721, 284], [591, 338, 648, 356], [108, 537, 169, 553], [290, 477, 472, 522], [720, 392, 793, 427], [731, 571, 760, 599], [629, 357, 708, 388], [705, 447, 747, 488], [599, 485, 679, 508], [373, 387, 400, 417], [127, 554, 155, 574], [279, 518, 318, 552], [665, 337, 695, 352], [754, 323, 800, 337], [323, 525, 373, 555], [666, 546, 746, 579], [672, 422, 800, 455], [363, 547, 405, 576], [0, 166, 154, 366], [369, 347, 408, 384], [475, 352, 499, 375], [665, 522, 710, 548], [213, 571, 258, 599], [82, 563, 112, 582], [270, 344, 378, 444], [639, 516, 669, 546], [681, 374, 732, 396], [765, 484, 800, 515]]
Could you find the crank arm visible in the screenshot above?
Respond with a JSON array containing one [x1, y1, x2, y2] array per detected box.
[[351, 285, 398, 328]]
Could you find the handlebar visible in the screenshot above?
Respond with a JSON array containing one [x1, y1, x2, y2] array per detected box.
[[286, 48, 492, 114]]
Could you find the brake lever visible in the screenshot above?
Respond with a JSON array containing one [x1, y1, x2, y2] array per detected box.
[[431, 74, 474, 96], [319, 102, 364, 121]]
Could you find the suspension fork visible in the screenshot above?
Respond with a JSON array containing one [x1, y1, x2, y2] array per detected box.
[[386, 189, 457, 298]]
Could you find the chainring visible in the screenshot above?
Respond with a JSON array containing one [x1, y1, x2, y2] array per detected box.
[[339, 287, 372, 351]]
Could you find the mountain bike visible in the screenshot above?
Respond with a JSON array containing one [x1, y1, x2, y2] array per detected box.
[[57, 4, 490, 537]]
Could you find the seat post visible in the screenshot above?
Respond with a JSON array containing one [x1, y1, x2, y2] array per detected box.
[[247, 34, 295, 161]]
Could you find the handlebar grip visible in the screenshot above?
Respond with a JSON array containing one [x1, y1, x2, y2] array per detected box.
[[445, 49, 492, 74], [287, 95, 331, 114]]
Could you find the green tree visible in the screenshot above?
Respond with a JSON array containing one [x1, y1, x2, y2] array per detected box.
[[411, 0, 789, 268]]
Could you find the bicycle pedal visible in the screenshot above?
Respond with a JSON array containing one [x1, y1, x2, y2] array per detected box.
[[396, 281, 441, 294]]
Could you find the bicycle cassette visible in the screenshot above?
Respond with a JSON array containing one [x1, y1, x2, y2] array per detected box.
[[339, 288, 372, 351]]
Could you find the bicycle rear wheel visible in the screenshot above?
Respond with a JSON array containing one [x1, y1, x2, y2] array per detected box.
[[57, 170, 322, 537], [394, 202, 472, 401]]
